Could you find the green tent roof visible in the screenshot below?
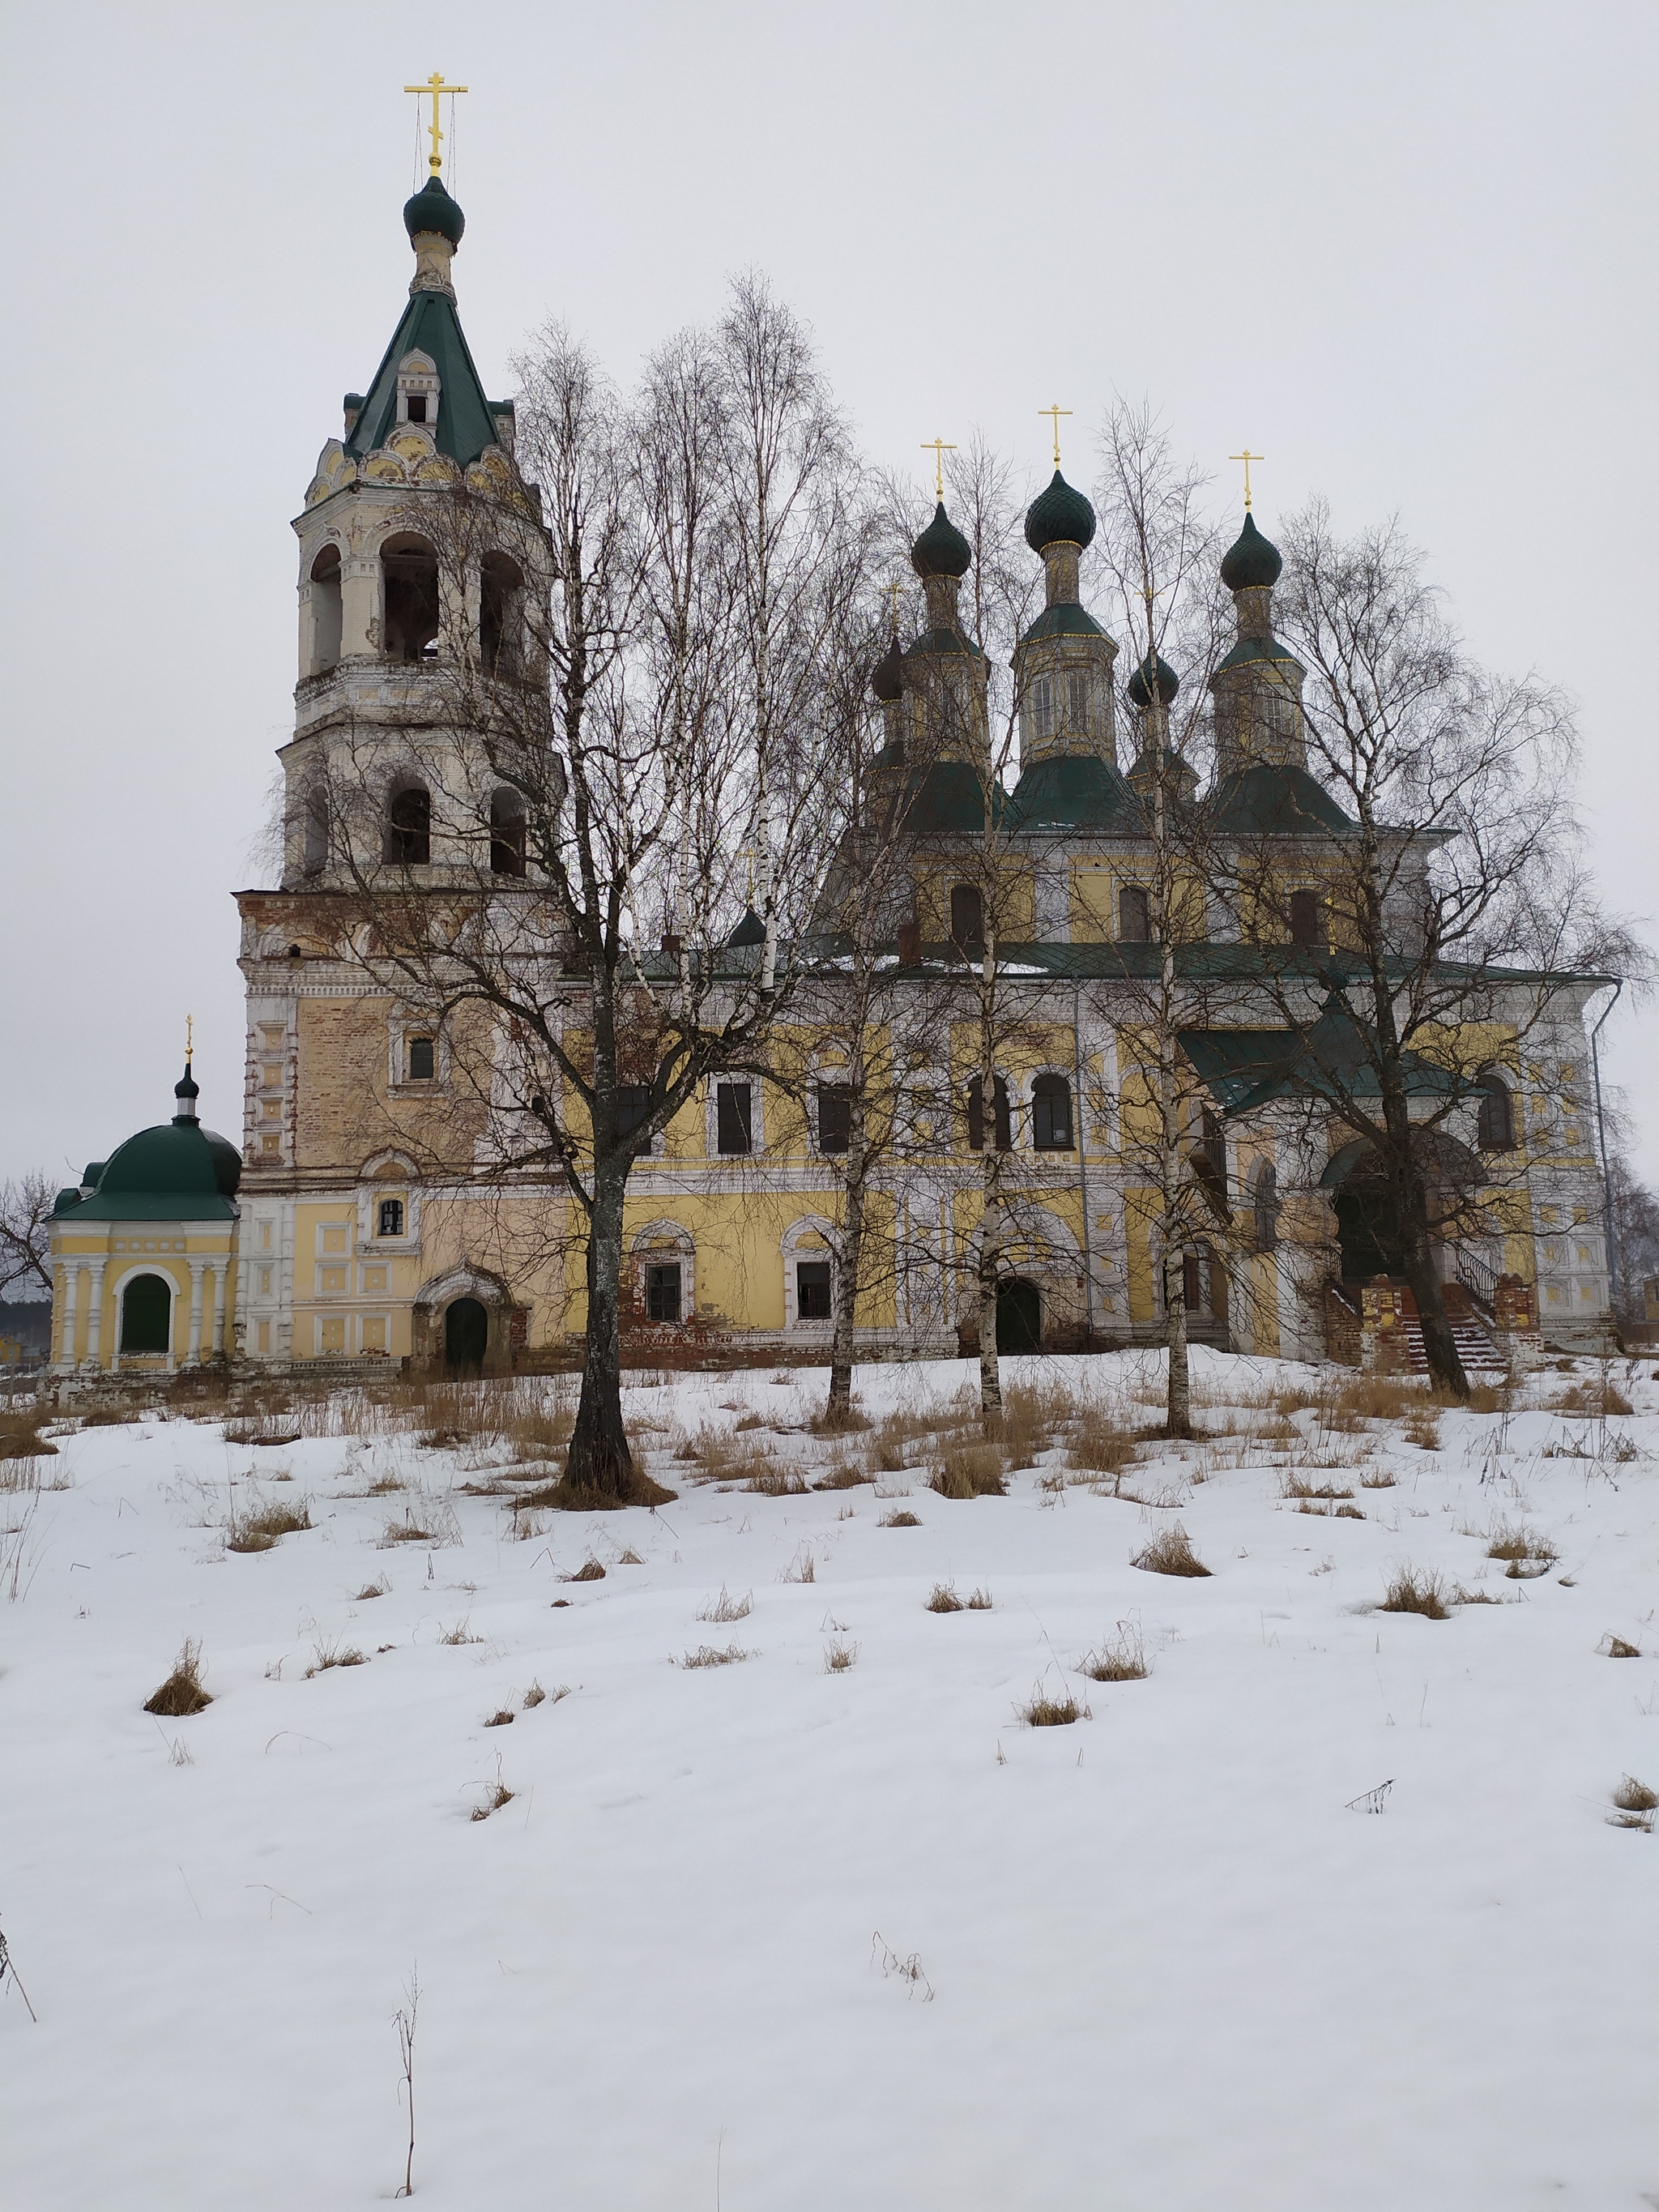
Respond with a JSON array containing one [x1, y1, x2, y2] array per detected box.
[[1019, 602, 1110, 647], [1005, 753, 1140, 831], [898, 760, 1004, 834], [1209, 762, 1359, 838], [345, 288, 504, 470]]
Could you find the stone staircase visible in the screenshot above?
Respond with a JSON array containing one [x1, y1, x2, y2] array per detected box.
[[1387, 1281, 1506, 1377]]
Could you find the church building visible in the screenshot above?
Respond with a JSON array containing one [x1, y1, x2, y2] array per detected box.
[[45, 156, 1615, 1377]]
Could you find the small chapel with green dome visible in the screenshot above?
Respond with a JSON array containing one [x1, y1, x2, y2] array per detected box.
[[45, 143, 1614, 1377]]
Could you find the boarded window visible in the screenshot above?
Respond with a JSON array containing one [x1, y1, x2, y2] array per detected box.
[[646, 1263, 681, 1322], [796, 1260, 833, 1320], [949, 884, 983, 952], [1119, 885, 1150, 943], [817, 1083, 852, 1155], [716, 1083, 753, 1155], [1032, 1073, 1073, 1151]]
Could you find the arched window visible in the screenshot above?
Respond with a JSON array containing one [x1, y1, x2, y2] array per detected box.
[[380, 534, 440, 662], [1289, 888, 1324, 948], [966, 1074, 1012, 1153], [1118, 885, 1150, 943], [1029, 675, 1055, 740], [1031, 1073, 1073, 1151], [1192, 1106, 1229, 1216], [1253, 1159, 1278, 1251], [120, 1274, 171, 1354], [480, 552, 523, 673], [384, 784, 430, 866], [489, 788, 527, 877], [1476, 1071, 1516, 1151], [949, 883, 983, 953], [309, 544, 342, 673], [301, 784, 329, 877]]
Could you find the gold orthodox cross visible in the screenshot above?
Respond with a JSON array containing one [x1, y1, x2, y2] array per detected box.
[[1038, 403, 1073, 468], [1229, 448, 1264, 510], [920, 437, 957, 500], [186, 1014, 194, 1058], [887, 579, 904, 630], [404, 73, 469, 175]]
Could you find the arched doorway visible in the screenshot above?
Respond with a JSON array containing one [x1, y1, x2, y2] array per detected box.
[[120, 1274, 172, 1354], [444, 1297, 488, 1374], [996, 1279, 1042, 1354]]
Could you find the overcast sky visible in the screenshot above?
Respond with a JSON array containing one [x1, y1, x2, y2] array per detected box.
[[6, 0, 1655, 1191]]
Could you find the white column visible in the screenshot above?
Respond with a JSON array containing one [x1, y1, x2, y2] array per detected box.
[[186, 1263, 206, 1364], [208, 1264, 225, 1361], [84, 1262, 107, 1368], [59, 1262, 79, 1366]]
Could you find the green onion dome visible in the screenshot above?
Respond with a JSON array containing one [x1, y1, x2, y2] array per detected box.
[[1127, 651, 1180, 708], [911, 502, 972, 579], [1024, 469, 1096, 553], [96, 1123, 241, 1202], [871, 636, 905, 702], [1219, 511, 1282, 589], [403, 175, 466, 247]]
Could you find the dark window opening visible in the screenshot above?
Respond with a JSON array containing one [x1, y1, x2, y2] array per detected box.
[[309, 544, 342, 672], [616, 1085, 654, 1142], [949, 883, 984, 953], [996, 1279, 1042, 1353], [377, 1198, 405, 1237], [405, 393, 428, 423], [817, 1083, 852, 1155], [1119, 885, 1150, 943], [384, 784, 430, 865], [716, 1082, 753, 1155], [1192, 1106, 1229, 1215], [489, 788, 527, 876], [380, 534, 441, 662], [1253, 1162, 1277, 1252], [967, 1074, 1012, 1153], [796, 1260, 833, 1320], [120, 1273, 171, 1355], [1289, 888, 1324, 948], [646, 1263, 681, 1322], [1476, 1073, 1515, 1151], [480, 552, 523, 674], [1032, 1072, 1073, 1151], [407, 1036, 435, 1081]]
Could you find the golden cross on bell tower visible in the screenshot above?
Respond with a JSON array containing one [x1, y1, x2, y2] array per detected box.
[[404, 72, 468, 175], [886, 579, 904, 630], [1038, 403, 1073, 469], [920, 437, 957, 501], [1229, 448, 1264, 511], [186, 1014, 194, 1060]]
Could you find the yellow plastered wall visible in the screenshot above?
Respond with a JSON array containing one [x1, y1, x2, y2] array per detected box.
[[51, 1228, 238, 1365], [1071, 866, 1206, 945], [913, 865, 1035, 944]]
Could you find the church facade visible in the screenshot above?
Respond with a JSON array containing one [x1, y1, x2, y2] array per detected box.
[[45, 166, 1615, 1377]]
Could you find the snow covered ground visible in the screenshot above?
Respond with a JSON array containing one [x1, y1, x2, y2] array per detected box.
[[3, 1348, 1657, 2210]]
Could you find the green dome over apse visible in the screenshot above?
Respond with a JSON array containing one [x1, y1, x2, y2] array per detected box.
[[1024, 469, 1096, 553], [403, 174, 466, 247], [96, 1121, 243, 1202], [911, 502, 972, 579], [1127, 651, 1179, 708], [1220, 511, 1282, 590]]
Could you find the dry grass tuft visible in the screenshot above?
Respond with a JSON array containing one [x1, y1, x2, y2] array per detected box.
[[747, 1464, 809, 1497], [1599, 1634, 1642, 1659], [1379, 1565, 1451, 1619], [484, 1707, 514, 1727], [1486, 1518, 1558, 1567], [925, 1582, 964, 1613], [809, 1406, 872, 1436], [734, 1412, 766, 1433], [1553, 1377, 1634, 1419], [1065, 1404, 1139, 1476], [1359, 1470, 1397, 1489], [379, 1487, 461, 1548], [697, 1585, 752, 1623], [1403, 1412, 1442, 1451], [0, 1404, 58, 1463], [353, 1576, 390, 1601], [929, 1442, 1007, 1500], [824, 1637, 859, 1672], [1132, 1523, 1210, 1578], [471, 1773, 515, 1821], [438, 1618, 482, 1645], [812, 1462, 867, 1491], [1017, 1680, 1088, 1727], [225, 1494, 312, 1553], [562, 1558, 606, 1582], [305, 1636, 367, 1676], [880, 1509, 921, 1527], [1077, 1625, 1149, 1681], [81, 1405, 143, 1428], [679, 1642, 750, 1668], [1611, 1774, 1657, 1813], [143, 1638, 212, 1716], [780, 1547, 817, 1583], [1282, 1474, 1355, 1501], [965, 1586, 993, 1610]]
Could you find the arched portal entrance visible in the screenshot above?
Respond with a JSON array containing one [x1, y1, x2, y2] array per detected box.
[[996, 1279, 1042, 1354], [444, 1296, 488, 1374], [120, 1274, 172, 1354], [1323, 1132, 1483, 1281]]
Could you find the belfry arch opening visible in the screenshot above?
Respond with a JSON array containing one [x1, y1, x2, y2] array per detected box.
[[489, 788, 527, 877], [381, 534, 440, 662], [309, 544, 343, 672], [384, 781, 431, 866], [480, 553, 523, 673]]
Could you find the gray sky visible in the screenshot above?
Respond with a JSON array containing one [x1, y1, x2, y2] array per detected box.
[[6, 0, 1655, 1187]]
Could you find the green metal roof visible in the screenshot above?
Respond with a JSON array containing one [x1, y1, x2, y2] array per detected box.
[[58, 1120, 242, 1223], [903, 626, 984, 662], [1019, 603, 1111, 646], [1209, 762, 1358, 838], [344, 288, 503, 470], [1005, 753, 1140, 831], [898, 760, 1004, 833], [1178, 1003, 1456, 1114], [1213, 633, 1304, 679]]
